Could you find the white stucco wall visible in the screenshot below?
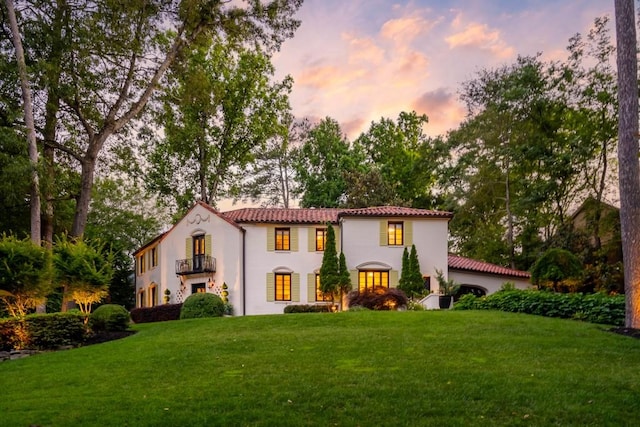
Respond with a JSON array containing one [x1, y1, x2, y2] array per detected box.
[[448, 270, 531, 295], [135, 204, 245, 315], [243, 223, 328, 315], [340, 216, 450, 284]]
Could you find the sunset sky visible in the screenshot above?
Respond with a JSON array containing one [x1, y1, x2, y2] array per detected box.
[[271, 0, 614, 140]]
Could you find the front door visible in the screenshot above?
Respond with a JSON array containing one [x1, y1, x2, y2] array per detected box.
[[191, 282, 206, 294], [193, 235, 205, 271]]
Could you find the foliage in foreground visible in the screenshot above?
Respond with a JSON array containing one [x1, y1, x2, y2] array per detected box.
[[1, 311, 640, 427], [180, 293, 224, 319], [347, 286, 408, 310], [88, 304, 130, 332], [0, 312, 85, 351], [454, 289, 625, 325], [130, 304, 183, 324]]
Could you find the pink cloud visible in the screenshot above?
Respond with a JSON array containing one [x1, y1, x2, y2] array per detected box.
[[342, 33, 386, 65], [412, 88, 466, 136], [381, 15, 440, 44], [446, 20, 514, 58]]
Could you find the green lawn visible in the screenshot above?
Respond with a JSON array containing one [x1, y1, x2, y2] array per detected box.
[[1, 310, 639, 426]]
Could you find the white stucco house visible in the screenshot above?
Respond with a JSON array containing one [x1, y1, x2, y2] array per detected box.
[[133, 202, 530, 315]]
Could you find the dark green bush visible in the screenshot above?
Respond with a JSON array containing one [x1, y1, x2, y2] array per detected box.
[[89, 304, 130, 332], [180, 293, 224, 319], [284, 304, 334, 313], [0, 312, 86, 350], [130, 303, 183, 323], [347, 287, 408, 311], [453, 289, 625, 326]]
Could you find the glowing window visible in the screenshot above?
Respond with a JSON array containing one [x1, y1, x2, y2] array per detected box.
[[316, 228, 327, 251], [275, 228, 290, 251], [275, 273, 291, 301], [387, 222, 403, 246], [358, 270, 389, 292], [315, 274, 333, 301]]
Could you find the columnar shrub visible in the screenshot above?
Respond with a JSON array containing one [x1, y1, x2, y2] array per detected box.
[[89, 304, 130, 332], [130, 303, 183, 323], [180, 293, 224, 319]]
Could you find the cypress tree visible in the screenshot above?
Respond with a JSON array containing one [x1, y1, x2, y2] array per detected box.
[[399, 246, 410, 293], [319, 224, 339, 297], [408, 244, 423, 295]]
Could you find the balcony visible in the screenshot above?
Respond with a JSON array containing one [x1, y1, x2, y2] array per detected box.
[[175, 255, 216, 275]]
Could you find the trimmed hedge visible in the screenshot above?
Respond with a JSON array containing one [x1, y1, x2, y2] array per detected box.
[[454, 290, 625, 326], [130, 303, 183, 324], [347, 287, 408, 311], [180, 293, 224, 319], [0, 312, 86, 351], [89, 304, 130, 332], [284, 304, 335, 313]]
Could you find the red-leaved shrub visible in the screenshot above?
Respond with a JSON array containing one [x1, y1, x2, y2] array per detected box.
[[347, 287, 408, 311]]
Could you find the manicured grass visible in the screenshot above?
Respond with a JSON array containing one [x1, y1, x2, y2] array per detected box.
[[1, 310, 640, 426]]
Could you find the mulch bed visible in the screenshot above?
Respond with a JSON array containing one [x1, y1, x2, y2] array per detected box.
[[610, 327, 640, 339], [83, 330, 137, 346]]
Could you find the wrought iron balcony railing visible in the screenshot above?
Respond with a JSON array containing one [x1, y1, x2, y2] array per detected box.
[[175, 255, 216, 275]]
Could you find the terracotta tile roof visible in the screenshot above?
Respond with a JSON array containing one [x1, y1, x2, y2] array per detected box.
[[222, 206, 453, 224], [222, 207, 342, 224], [338, 206, 453, 219], [448, 254, 531, 278]]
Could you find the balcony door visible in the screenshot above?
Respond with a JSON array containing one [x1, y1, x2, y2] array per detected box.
[[193, 234, 205, 272]]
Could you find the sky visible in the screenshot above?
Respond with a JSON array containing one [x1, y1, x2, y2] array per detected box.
[[270, 0, 615, 140]]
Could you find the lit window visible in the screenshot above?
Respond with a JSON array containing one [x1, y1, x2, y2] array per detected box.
[[387, 222, 403, 246], [358, 270, 389, 292], [275, 273, 291, 301], [315, 274, 332, 301], [316, 228, 327, 251], [275, 228, 290, 251]]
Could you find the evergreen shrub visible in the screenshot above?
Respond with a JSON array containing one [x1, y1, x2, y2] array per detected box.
[[180, 293, 224, 319], [453, 289, 625, 325], [89, 304, 130, 332], [0, 312, 86, 350], [283, 304, 334, 313], [130, 303, 183, 323]]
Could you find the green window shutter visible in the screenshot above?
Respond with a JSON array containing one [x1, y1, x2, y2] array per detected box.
[[308, 228, 316, 252], [267, 226, 275, 251], [307, 273, 316, 302], [186, 237, 193, 259], [350, 270, 358, 289], [291, 227, 299, 252], [379, 221, 387, 246], [404, 221, 413, 247], [266, 273, 275, 302], [205, 234, 212, 256], [389, 270, 399, 288], [291, 273, 300, 302]]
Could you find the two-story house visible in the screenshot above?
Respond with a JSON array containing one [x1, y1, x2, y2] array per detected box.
[[133, 202, 530, 315]]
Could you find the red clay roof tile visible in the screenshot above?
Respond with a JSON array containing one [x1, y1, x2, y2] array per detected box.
[[448, 254, 531, 278]]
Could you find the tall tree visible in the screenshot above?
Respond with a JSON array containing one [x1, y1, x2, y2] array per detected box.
[[614, 0, 640, 328], [147, 39, 292, 211], [4, 0, 302, 237], [319, 224, 339, 301], [3, 0, 40, 244], [237, 116, 306, 208], [293, 117, 363, 207], [355, 111, 442, 208]]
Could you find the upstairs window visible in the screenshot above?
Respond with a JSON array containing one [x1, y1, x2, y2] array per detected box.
[[387, 222, 403, 246], [275, 228, 290, 251], [151, 247, 158, 268], [315, 228, 327, 251], [138, 254, 146, 275]]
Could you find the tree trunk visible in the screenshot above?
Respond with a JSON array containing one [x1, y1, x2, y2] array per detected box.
[[614, 0, 640, 329], [5, 0, 41, 245], [71, 156, 97, 237]]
